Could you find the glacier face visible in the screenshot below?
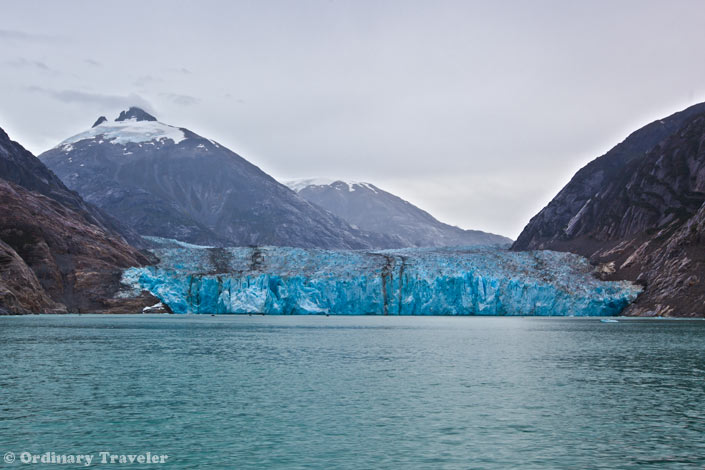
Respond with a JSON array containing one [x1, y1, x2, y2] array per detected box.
[[122, 239, 641, 315]]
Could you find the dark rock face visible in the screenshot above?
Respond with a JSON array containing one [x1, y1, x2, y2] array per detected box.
[[513, 103, 705, 316], [92, 116, 107, 128], [0, 180, 158, 313], [40, 109, 398, 249], [0, 238, 64, 314], [513, 102, 705, 251], [0, 127, 157, 314], [0, 127, 144, 247], [633, 201, 705, 316], [289, 180, 512, 247], [115, 106, 157, 122]]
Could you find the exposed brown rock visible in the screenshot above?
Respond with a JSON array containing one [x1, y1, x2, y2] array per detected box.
[[0, 124, 159, 314], [626, 203, 705, 317], [0, 238, 65, 314], [0, 126, 145, 248], [0, 179, 159, 313]]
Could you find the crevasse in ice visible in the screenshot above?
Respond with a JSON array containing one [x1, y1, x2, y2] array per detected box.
[[121, 238, 641, 315]]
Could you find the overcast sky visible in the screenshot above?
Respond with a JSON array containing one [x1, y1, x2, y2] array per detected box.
[[2, 0, 705, 238]]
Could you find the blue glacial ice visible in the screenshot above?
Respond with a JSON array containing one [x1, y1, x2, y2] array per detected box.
[[121, 238, 642, 315]]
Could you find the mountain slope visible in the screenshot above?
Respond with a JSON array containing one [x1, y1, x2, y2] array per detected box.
[[0, 236, 62, 314], [285, 178, 511, 247], [0, 124, 144, 247], [513, 101, 705, 251], [0, 126, 156, 313], [40, 108, 396, 249], [513, 103, 705, 316]]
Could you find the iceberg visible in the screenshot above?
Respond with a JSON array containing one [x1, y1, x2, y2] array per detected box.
[[122, 239, 641, 315]]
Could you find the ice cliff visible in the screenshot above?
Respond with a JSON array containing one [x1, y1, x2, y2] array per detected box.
[[121, 239, 641, 315]]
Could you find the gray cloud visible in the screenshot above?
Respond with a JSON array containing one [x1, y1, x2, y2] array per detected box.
[[5, 58, 54, 72], [84, 59, 102, 67], [224, 93, 246, 104], [160, 93, 199, 106], [0, 29, 56, 42], [165, 67, 192, 75], [26, 86, 154, 113], [133, 75, 164, 88]]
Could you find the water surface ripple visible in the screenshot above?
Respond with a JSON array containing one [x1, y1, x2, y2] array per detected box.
[[1, 315, 703, 469]]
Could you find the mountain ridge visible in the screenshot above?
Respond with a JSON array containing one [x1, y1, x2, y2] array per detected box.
[[286, 178, 512, 247], [513, 101, 705, 251], [40, 108, 400, 250], [513, 102, 705, 316]]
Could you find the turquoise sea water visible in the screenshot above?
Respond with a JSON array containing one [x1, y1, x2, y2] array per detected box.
[[0, 315, 704, 469]]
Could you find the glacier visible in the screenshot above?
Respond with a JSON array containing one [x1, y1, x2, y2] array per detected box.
[[121, 238, 641, 315]]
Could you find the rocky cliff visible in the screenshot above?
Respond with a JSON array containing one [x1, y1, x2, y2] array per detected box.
[[0, 237, 63, 314], [513, 103, 705, 316], [0, 127, 157, 313]]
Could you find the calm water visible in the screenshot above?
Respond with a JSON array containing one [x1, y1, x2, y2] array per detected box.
[[1, 315, 704, 469]]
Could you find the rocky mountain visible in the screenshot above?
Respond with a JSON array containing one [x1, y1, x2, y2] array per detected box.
[[0, 121, 144, 247], [285, 178, 511, 247], [0, 126, 157, 314], [0, 235, 62, 314], [513, 102, 705, 316], [40, 108, 397, 249]]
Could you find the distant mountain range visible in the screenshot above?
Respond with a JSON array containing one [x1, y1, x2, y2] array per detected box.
[[40, 107, 504, 250], [40, 107, 397, 250], [285, 178, 511, 247], [513, 102, 705, 316]]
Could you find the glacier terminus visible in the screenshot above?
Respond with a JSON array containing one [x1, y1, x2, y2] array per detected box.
[[122, 238, 641, 316]]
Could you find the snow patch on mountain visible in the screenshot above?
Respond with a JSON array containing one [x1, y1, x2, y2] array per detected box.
[[56, 117, 186, 149], [284, 178, 336, 191], [285, 177, 513, 247], [284, 178, 378, 193]]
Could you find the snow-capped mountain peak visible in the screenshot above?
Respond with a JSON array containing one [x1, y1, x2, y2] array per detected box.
[[283, 177, 335, 192], [40, 112, 399, 250], [284, 178, 378, 193], [56, 107, 186, 150], [285, 177, 512, 247]]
